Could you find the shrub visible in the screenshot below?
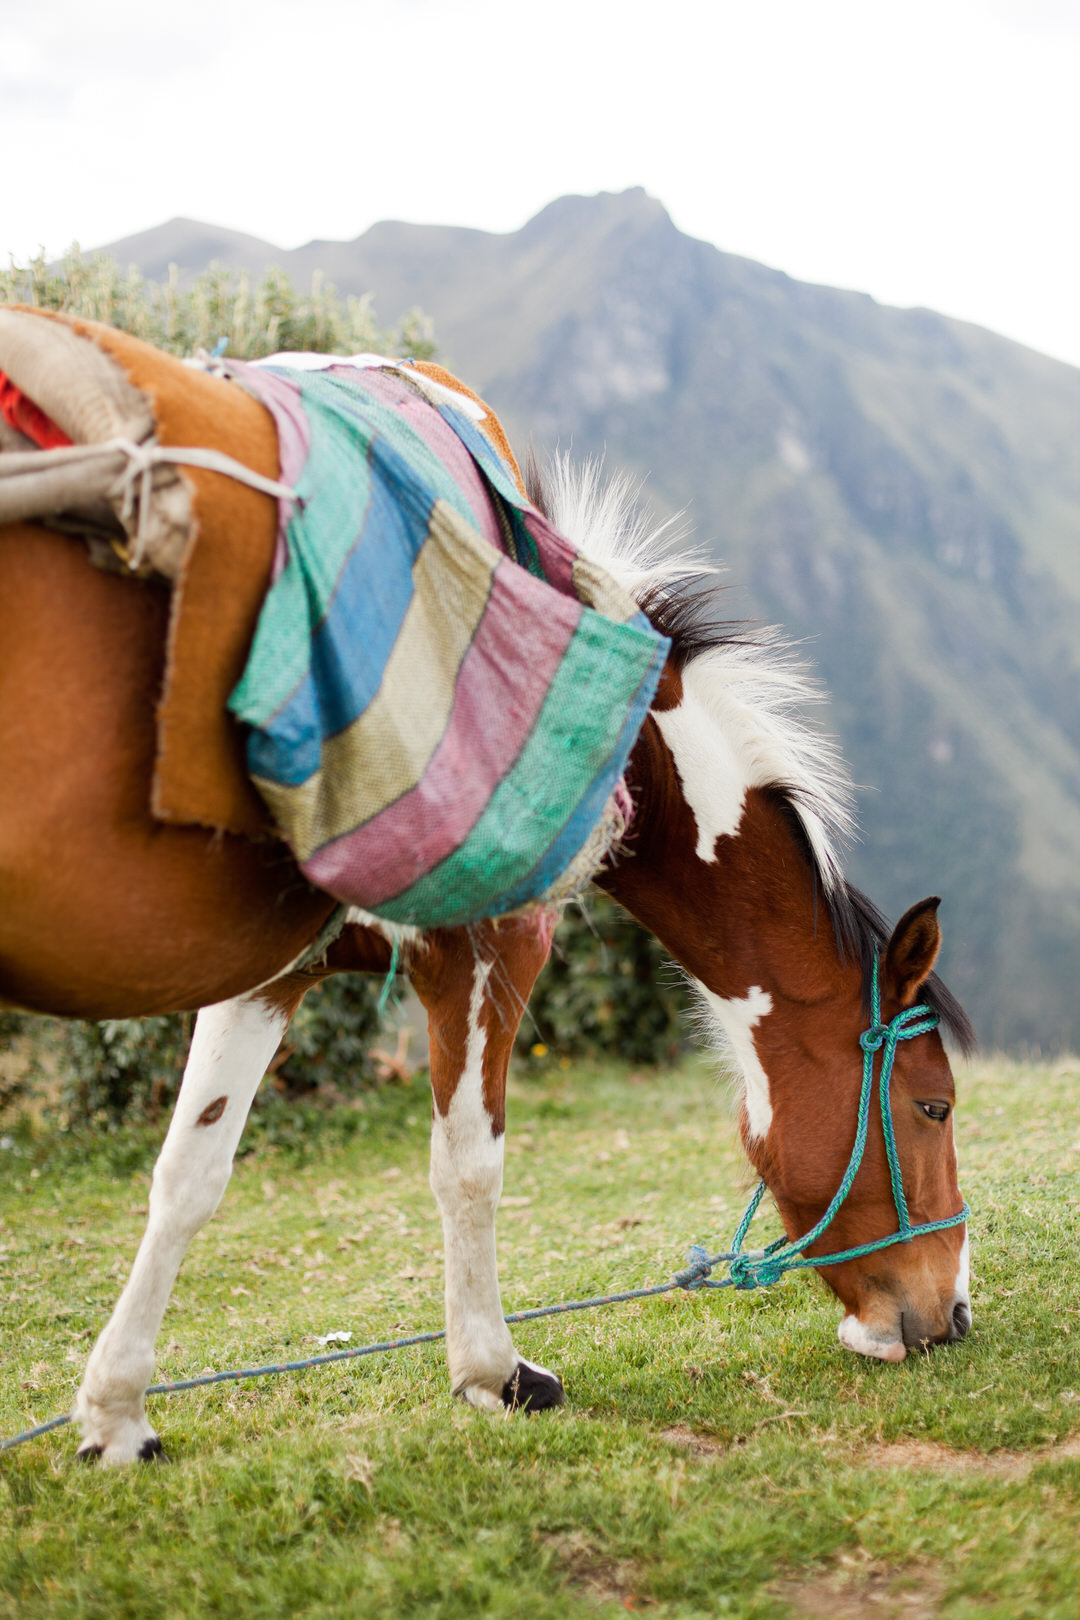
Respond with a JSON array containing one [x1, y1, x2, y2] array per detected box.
[[41, 975, 393, 1131], [519, 892, 690, 1067], [0, 249, 436, 363], [54, 1015, 193, 1127]]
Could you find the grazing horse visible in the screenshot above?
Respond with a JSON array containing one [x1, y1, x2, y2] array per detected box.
[[0, 461, 973, 1465]]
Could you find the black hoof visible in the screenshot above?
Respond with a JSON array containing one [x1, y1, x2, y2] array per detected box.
[[138, 1437, 168, 1463], [501, 1361, 566, 1412], [76, 1444, 104, 1465]]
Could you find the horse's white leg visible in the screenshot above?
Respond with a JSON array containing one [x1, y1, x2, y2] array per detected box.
[[412, 920, 564, 1412], [74, 990, 294, 1464]]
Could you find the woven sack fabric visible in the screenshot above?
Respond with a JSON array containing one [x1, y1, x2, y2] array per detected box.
[[227, 360, 668, 928]]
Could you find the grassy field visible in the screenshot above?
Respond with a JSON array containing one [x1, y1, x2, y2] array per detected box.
[[1, 1050, 1078, 1619]]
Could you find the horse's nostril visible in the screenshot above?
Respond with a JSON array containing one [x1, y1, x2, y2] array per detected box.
[[951, 1300, 972, 1340]]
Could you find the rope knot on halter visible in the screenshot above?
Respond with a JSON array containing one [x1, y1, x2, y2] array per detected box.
[[859, 1024, 889, 1054], [729, 1253, 785, 1291]]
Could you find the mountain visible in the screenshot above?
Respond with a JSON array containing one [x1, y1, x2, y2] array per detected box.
[[96, 191, 1080, 1050]]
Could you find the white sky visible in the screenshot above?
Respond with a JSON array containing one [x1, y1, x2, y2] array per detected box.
[[3, 0, 1079, 366]]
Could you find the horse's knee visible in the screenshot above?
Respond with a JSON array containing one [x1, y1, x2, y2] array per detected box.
[[149, 1141, 232, 1234]]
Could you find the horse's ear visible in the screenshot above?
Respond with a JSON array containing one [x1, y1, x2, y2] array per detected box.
[[883, 898, 942, 1008]]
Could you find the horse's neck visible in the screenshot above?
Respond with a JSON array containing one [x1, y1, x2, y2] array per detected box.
[[600, 714, 847, 1011]]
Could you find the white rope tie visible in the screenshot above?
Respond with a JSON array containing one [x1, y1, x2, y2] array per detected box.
[[105, 437, 298, 568]]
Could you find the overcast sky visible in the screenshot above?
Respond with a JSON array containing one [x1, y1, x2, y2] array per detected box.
[[3, 0, 1079, 366]]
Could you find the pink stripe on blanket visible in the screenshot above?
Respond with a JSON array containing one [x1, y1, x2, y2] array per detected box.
[[303, 557, 582, 903], [521, 509, 578, 595], [230, 364, 313, 580]]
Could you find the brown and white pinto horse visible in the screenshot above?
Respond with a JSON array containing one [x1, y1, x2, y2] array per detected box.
[[0, 465, 973, 1464]]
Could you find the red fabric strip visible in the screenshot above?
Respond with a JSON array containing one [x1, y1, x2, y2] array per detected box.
[[0, 371, 73, 449]]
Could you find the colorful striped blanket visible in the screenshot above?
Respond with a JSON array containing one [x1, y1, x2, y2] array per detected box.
[[226, 358, 669, 929]]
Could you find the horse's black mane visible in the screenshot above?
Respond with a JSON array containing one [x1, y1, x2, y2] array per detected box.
[[636, 578, 754, 665], [527, 458, 976, 1055]]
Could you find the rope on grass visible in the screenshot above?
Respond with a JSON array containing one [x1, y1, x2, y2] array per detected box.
[[0, 1249, 732, 1455]]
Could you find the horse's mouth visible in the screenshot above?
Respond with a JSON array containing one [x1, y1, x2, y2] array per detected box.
[[840, 1299, 972, 1361]]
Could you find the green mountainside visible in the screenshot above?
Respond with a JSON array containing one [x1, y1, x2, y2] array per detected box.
[[99, 192, 1080, 1049]]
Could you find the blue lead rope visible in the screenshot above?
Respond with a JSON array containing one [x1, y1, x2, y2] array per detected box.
[[682, 957, 970, 1292]]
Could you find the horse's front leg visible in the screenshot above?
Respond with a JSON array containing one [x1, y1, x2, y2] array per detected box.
[[75, 986, 301, 1464], [410, 916, 565, 1412]]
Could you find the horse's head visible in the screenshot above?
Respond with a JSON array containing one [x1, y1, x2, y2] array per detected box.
[[748, 896, 971, 1362], [598, 664, 974, 1365]]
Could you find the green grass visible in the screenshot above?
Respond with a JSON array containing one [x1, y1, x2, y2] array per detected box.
[[1, 1053, 1079, 1618]]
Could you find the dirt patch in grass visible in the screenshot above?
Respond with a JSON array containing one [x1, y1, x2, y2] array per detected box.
[[537, 1529, 651, 1608], [772, 1555, 944, 1619], [863, 1430, 1080, 1481], [658, 1424, 726, 1456]]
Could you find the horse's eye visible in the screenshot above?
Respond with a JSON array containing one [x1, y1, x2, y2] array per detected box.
[[919, 1101, 950, 1122]]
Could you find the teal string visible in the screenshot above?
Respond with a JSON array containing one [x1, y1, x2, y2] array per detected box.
[[376, 937, 402, 1016]]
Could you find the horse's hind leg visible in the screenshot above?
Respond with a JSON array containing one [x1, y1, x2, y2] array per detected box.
[[410, 915, 565, 1412], [74, 988, 299, 1464]]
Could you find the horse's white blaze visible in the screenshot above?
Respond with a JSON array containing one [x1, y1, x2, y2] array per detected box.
[[428, 955, 518, 1407], [694, 983, 774, 1139], [954, 1231, 971, 1310], [75, 994, 288, 1462], [837, 1314, 907, 1362]]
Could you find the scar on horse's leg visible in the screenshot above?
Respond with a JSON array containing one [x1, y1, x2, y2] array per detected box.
[[411, 916, 565, 1413], [75, 987, 300, 1465]]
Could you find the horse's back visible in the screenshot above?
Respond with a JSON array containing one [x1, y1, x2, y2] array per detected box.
[[0, 523, 331, 1018]]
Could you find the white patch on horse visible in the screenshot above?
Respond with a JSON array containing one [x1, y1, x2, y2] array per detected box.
[[428, 955, 518, 1410], [654, 667, 752, 856], [955, 1231, 970, 1298], [657, 648, 850, 880], [694, 983, 774, 1140], [75, 995, 289, 1464]]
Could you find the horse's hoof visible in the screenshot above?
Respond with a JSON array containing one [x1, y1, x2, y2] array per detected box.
[[501, 1359, 565, 1412], [138, 1436, 169, 1463], [76, 1443, 104, 1464]]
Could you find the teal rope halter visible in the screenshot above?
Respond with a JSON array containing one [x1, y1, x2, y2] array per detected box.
[[684, 957, 971, 1292]]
